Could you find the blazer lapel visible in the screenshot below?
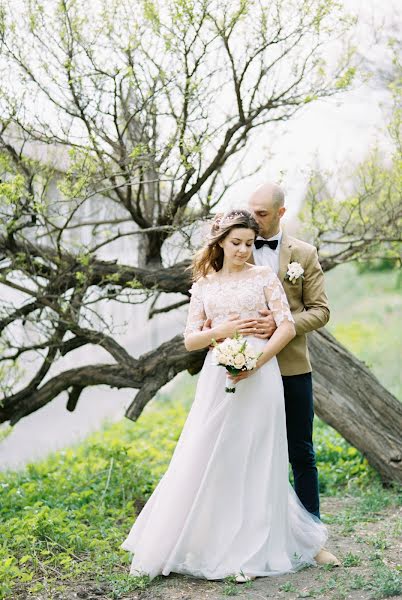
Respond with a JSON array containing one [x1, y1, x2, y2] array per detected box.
[[278, 233, 292, 282]]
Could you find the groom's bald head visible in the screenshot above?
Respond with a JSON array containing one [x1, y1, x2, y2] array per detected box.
[[250, 182, 285, 209], [248, 182, 286, 238]]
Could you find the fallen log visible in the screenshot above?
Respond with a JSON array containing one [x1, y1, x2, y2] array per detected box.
[[309, 328, 402, 484]]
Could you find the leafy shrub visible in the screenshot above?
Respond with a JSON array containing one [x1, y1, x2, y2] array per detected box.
[[356, 258, 399, 274], [314, 418, 379, 494]]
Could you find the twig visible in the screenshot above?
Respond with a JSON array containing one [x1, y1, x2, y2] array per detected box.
[[101, 458, 114, 505], [149, 298, 189, 319], [44, 535, 84, 562]]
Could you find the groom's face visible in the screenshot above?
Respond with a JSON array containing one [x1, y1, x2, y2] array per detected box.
[[248, 197, 285, 238]]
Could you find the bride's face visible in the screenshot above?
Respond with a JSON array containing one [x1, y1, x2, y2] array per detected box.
[[219, 227, 255, 266]]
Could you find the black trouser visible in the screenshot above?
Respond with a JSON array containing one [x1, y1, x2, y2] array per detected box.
[[282, 372, 320, 519]]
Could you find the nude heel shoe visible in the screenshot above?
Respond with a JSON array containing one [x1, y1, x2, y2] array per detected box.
[[235, 571, 256, 583], [315, 548, 341, 566]]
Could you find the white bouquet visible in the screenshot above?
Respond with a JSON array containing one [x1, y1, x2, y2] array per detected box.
[[211, 333, 261, 393]]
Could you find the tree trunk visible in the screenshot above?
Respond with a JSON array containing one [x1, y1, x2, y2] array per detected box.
[[309, 328, 402, 484]]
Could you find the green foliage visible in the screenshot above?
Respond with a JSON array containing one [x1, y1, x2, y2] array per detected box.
[[58, 148, 99, 200], [0, 399, 188, 598], [0, 425, 12, 442], [314, 418, 379, 495], [342, 552, 361, 567], [356, 258, 398, 273], [279, 581, 297, 592], [0, 173, 26, 206], [1, 367, 395, 600], [222, 574, 239, 596], [369, 565, 402, 598], [0, 0, 356, 226], [325, 263, 402, 399], [348, 573, 367, 589], [335, 66, 357, 89], [300, 73, 402, 270]]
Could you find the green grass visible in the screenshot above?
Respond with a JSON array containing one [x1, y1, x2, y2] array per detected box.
[[279, 580, 297, 592], [325, 263, 401, 400], [0, 400, 189, 599], [369, 565, 402, 598], [343, 552, 361, 567]]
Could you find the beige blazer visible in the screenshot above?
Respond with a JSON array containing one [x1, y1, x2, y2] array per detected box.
[[255, 233, 330, 376]]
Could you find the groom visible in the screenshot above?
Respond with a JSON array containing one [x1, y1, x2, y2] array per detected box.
[[248, 182, 339, 566]]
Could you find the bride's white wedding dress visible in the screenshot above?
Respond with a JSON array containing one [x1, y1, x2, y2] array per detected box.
[[122, 265, 327, 580]]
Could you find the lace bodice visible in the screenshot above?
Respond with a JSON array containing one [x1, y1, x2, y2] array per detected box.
[[184, 265, 294, 338]]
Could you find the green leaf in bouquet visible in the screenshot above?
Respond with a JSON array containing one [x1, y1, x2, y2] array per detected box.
[[226, 366, 242, 376]]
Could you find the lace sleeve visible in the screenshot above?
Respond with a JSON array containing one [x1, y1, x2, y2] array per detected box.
[[183, 280, 207, 338], [264, 269, 295, 327]]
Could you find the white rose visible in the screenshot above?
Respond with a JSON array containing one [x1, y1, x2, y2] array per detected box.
[[245, 345, 256, 359], [211, 348, 221, 363], [216, 351, 228, 365], [245, 358, 256, 370], [234, 354, 246, 369]]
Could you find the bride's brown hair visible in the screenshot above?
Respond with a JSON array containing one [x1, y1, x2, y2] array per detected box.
[[191, 209, 260, 280]]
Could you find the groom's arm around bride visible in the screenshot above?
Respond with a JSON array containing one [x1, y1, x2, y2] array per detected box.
[[255, 231, 329, 377]]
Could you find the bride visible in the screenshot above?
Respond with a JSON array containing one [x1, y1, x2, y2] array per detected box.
[[121, 209, 327, 582]]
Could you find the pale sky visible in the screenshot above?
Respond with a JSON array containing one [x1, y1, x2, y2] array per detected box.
[[3, 0, 400, 221], [222, 0, 401, 219]]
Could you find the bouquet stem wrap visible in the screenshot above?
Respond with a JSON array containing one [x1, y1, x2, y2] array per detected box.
[[225, 373, 237, 394]]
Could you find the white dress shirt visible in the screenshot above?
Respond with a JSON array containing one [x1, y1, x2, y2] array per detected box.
[[253, 230, 282, 274]]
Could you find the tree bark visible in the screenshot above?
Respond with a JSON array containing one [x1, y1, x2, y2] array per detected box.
[[309, 329, 402, 484]]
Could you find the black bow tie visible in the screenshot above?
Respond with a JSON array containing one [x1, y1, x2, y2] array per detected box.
[[254, 239, 279, 250]]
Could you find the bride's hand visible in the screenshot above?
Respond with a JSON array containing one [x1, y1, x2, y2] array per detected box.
[[214, 316, 259, 340], [229, 355, 267, 383], [229, 367, 258, 384]]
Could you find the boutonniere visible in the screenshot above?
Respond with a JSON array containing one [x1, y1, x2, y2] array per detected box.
[[285, 262, 304, 284]]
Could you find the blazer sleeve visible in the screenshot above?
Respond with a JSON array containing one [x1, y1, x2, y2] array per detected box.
[[292, 247, 330, 335]]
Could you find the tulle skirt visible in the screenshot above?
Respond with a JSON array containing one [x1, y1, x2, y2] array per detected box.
[[121, 338, 327, 580]]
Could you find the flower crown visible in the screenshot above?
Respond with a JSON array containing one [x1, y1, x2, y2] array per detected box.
[[211, 210, 249, 233]]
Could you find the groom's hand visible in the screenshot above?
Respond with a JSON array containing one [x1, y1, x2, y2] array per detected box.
[[202, 318, 213, 332], [253, 308, 277, 338]]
